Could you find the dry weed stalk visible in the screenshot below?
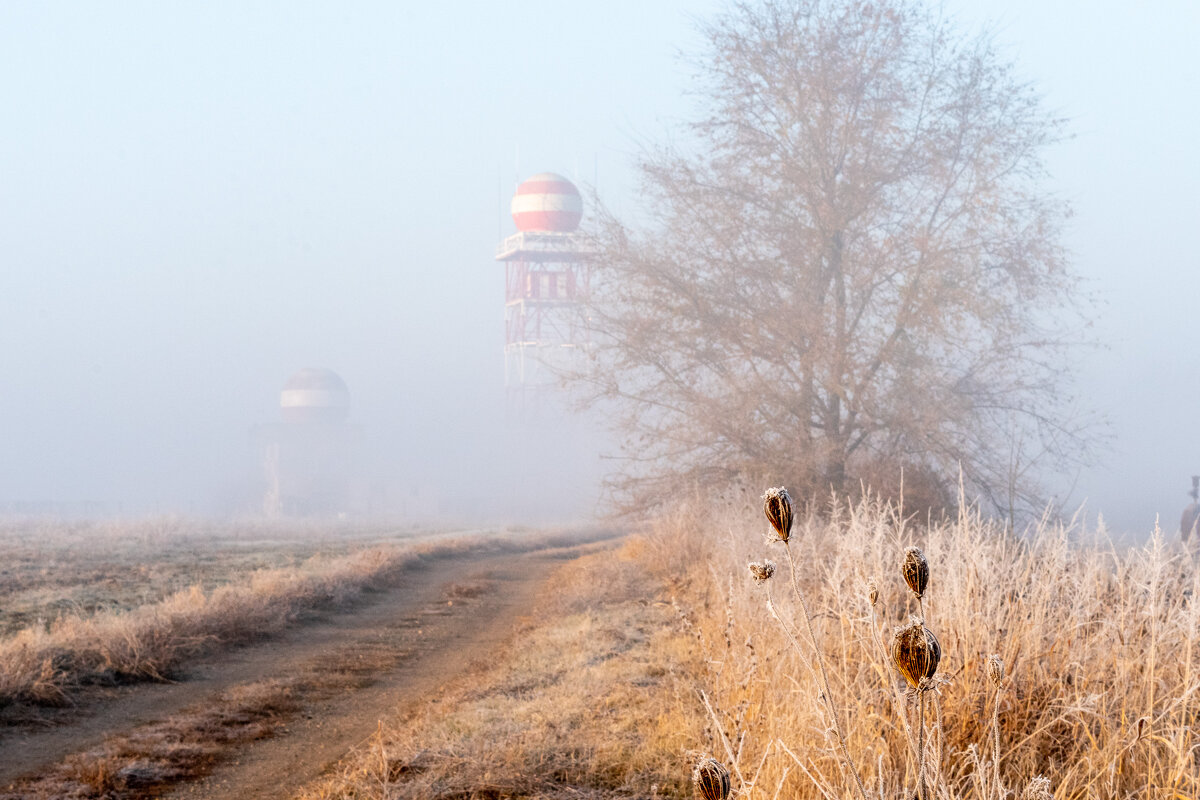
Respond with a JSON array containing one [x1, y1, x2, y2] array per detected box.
[[891, 617, 942, 800], [987, 654, 1006, 797], [755, 487, 869, 800], [889, 545, 956, 800]]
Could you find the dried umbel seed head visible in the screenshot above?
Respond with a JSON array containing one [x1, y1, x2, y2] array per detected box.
[[867, 578, 879, 607], [986, 654, 1005, 687], [763, 487, 793, 543], [1020, 775, 1052, 800], [748, 560, 777, 584], [891, 619, 942, 690], [692, 757, 731, 800], [901, 546, 929, 599]]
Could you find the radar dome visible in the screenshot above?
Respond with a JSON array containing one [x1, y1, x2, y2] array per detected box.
[[510, 172, 582, 232], [280, 368, 350, 424]]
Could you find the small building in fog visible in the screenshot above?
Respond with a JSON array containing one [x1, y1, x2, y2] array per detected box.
[[251, 368, 362, 517]]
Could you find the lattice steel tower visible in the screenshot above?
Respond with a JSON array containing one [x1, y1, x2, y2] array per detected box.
[[494, 172, 593, 415]]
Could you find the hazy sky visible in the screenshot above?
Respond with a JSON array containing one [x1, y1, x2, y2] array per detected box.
[[1, 2, 1197, 532]]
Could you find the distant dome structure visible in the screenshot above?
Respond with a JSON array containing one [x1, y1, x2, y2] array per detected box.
[[280, 368, 350, 424], [510, 172, 582, 232]]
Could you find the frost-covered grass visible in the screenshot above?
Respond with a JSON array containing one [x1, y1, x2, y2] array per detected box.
[[0, 519, 603, 710], [657, 490, 1200, 799]]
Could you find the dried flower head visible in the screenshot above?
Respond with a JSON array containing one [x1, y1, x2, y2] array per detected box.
[[891, 618, 941, 690], [1020, 775, 1052, 800], [1134, 716, 1149, 742], [867, 578, 879, 607], [986, 654, 1004, 687], [748, 560, 776, 584], [763, 487, 793, 543], [692, 756, 731, 800], [901, 546, 929, 599]]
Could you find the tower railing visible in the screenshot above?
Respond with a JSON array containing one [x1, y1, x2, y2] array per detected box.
[[495, 230, 597, 261]]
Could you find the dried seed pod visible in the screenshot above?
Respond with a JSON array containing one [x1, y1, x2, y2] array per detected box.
[[891, 619, 941, 690], [986, 654, 1004, 687], [748, 560, 776, 584], [1020, 775, 1052, 800], [901, 546, 929, 599], [1134, 716, 1149, 741], [763, 487, 793, 543], [867, 578, 879, 607], [692, 756, 731, 800]]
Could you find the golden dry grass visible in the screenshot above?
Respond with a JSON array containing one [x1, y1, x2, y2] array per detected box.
[[649, 490, 1200, 800], [298, 538, 706, 799]]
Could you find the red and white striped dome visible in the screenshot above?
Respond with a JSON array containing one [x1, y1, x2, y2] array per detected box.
[[280, 368, 350, 424], [511, 172, 582, 232]]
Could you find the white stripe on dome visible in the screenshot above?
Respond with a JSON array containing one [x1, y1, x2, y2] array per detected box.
[[280, 389, 350, 408], [511, 194, 583, 214]]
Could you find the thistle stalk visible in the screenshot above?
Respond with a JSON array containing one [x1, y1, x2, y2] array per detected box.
[[782, 539, 869, 800]]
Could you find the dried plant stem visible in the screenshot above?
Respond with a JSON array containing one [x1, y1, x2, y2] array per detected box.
[[917, 693, 927, 800], [765, 585, 814, 675], [782, 541, 870, 800], [932, 692, 945, 795], [991, 686, 1003, 797], [700, 689, 749, 791]]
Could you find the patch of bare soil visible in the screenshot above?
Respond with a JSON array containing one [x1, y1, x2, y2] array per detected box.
[[0, 537, 620, 799]]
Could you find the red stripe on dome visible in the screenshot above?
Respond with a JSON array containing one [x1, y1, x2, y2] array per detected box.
[[513, 210, 583, 232]]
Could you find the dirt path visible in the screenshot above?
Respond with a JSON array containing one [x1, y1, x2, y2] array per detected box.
[[0, 537, 616, 799]]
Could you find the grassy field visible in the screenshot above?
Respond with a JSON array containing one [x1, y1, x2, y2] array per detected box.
[[0, 518, 596, 712], [638, 491, 1200, 800], [6, 498, 1197, 800], [306, 491, 1200, 799], [0, 518, 433, 637]]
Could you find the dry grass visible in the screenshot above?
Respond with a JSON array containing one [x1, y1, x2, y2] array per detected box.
[[648, 490, 1200, 799], [0, 523, 616, 710], [297, 538, 706, 799]]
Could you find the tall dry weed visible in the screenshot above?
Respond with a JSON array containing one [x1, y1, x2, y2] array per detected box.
[[657, 490, 1200, 799]]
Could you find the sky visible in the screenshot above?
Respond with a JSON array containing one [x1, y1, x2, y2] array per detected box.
[[0, 1, 1197, 533]]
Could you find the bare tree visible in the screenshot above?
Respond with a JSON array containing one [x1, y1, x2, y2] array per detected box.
[[574, 0, 1094, 513]]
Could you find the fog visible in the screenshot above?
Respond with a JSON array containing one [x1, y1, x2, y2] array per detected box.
[[1, 2, 1197, 534]]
